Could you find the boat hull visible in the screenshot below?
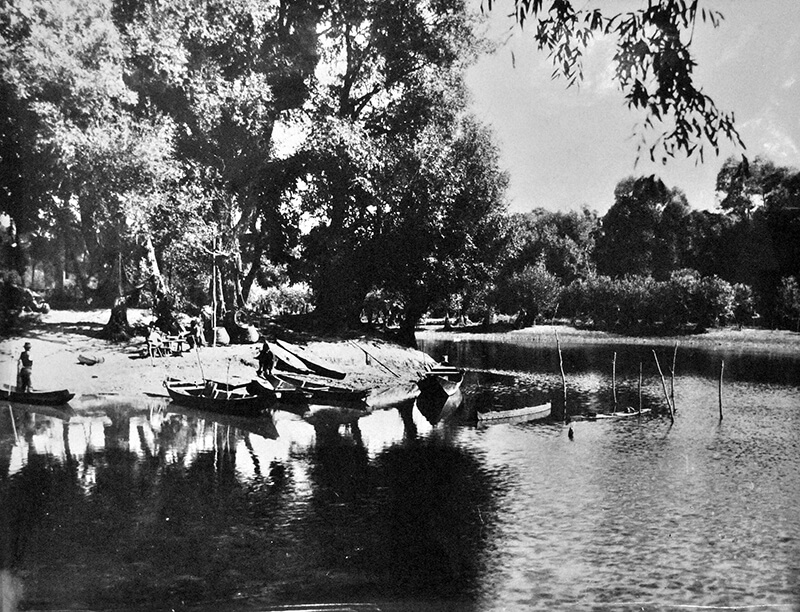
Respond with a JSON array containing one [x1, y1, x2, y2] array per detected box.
[[1, 384, 74, 406], [477, 402, 552, 424], [165, 379, 270, 417]]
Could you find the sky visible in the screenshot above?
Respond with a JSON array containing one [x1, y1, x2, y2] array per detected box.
[[465, 0, 800, 215]]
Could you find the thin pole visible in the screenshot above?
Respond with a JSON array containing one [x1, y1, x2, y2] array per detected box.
[[195, 343, 205, 381], [652, 350, 674, 422], [718, 360, 724, 420], [612, 351, 618, 408], [211, 237, 217, 348], [670, 341, 678, 411], [638, 361, 643, 413], [556, 331, 567, 420]]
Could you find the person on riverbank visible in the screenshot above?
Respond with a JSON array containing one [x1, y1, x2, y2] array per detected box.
[[17, 341, 33, 392], [256, 340, 274, 377]]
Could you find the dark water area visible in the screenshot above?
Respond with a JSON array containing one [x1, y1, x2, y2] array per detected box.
[[2, 335, 800, 611]]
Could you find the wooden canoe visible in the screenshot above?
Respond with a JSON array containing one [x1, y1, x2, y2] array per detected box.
[[589, 408, 653, 420], [275, 339, 347, 380], [273, 373, 368, 406], [164, 378, 271, 417], [417, 366, 464, 397], [267, 342, 312, 374], [477, 402, 552, 424], [0, 384, 74, 406], [246, 375, 311, 405]]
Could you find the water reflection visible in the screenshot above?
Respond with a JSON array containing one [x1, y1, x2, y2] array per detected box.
[[0, 397, 500, 610]]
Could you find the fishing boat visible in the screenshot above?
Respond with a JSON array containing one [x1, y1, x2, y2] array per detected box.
[[588, 408, 653, 420], [274, 339, 347, 380], [417, 365, 464, 397], [0, 384, 74, 406], [477, 402, 552, 424], [273, 373, 368, 406], [164, 378, 271, 417], [246, 374, 312, 405]]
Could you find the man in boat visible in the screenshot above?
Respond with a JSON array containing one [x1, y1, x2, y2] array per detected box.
[[256, 339, 274, 377], [17, 341, 33, 392]]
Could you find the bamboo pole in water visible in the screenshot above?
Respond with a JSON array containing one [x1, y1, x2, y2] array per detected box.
[[719, 360, 725, 420], [612, 351, 618, 408], [556, 331, 567, 420], [638, 361, 643, 413], [670, 341, 678, 411], [653, 350, 674, 422]]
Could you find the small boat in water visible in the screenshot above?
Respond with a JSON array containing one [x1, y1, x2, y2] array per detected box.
[[246, 374, 312, 405], [588, 408, 652, 420], [0, 383, 74, 406], [417, 365, 464, 397], [477, 402, 552, 424], [273, 372, 368, 406], [164, 378, 271, 417]]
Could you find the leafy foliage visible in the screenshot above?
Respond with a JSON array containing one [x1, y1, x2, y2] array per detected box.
[[481, 0, 744, 162]]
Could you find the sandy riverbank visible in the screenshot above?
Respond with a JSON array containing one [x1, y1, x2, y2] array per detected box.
[[0, 309, 435, 406]]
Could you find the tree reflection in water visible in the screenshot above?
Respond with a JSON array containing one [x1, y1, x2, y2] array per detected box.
[[0, 400, 501, 609]]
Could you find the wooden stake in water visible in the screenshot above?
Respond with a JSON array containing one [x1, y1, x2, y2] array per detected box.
[[556, 331, 567, 420], [612, 351, 618, 408], [719, 360, 725, 420], [670, 341, 678, 411], [652, 350, 674, 422], [638, 361, 643, 413]]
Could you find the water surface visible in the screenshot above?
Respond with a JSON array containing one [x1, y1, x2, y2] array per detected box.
[[1, 334, 799, 610]]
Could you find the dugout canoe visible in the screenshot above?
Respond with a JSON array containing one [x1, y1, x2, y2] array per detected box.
[[0, 383, 74, 406], [275, 339, 347, 380]]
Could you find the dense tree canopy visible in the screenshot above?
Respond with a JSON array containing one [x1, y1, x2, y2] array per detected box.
[[4, 0, 797, 342]]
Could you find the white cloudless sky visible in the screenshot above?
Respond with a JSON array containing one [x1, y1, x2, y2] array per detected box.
[[465, 0, 800, 214]]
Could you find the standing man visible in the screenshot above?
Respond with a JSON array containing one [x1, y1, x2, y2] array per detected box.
[[256, 339, 274, 378], [17, 342, 33, 392]]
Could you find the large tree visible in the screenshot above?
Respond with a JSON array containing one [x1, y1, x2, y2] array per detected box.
[[595, 175, 690, 279]]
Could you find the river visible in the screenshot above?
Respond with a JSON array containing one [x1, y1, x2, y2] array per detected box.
[[1, 332, 798, 611]]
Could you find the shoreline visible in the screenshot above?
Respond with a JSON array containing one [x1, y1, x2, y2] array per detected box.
[[417, 322, 800, 356], [0, 309, 433, 406], [1, 310, 798, 406]]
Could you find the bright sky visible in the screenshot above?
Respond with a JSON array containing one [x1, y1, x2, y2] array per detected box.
[[466, 0, 800, 214]]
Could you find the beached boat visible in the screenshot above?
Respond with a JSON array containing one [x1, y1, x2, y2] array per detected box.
[[0, 384, 74, 406], [164, 378, 271, 417], [273, 373, 368, 406], [417, 366, 464, 397], [267, 342, 312, 374], [477, 402, 552, 424], [274, 339, 347, 380]]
